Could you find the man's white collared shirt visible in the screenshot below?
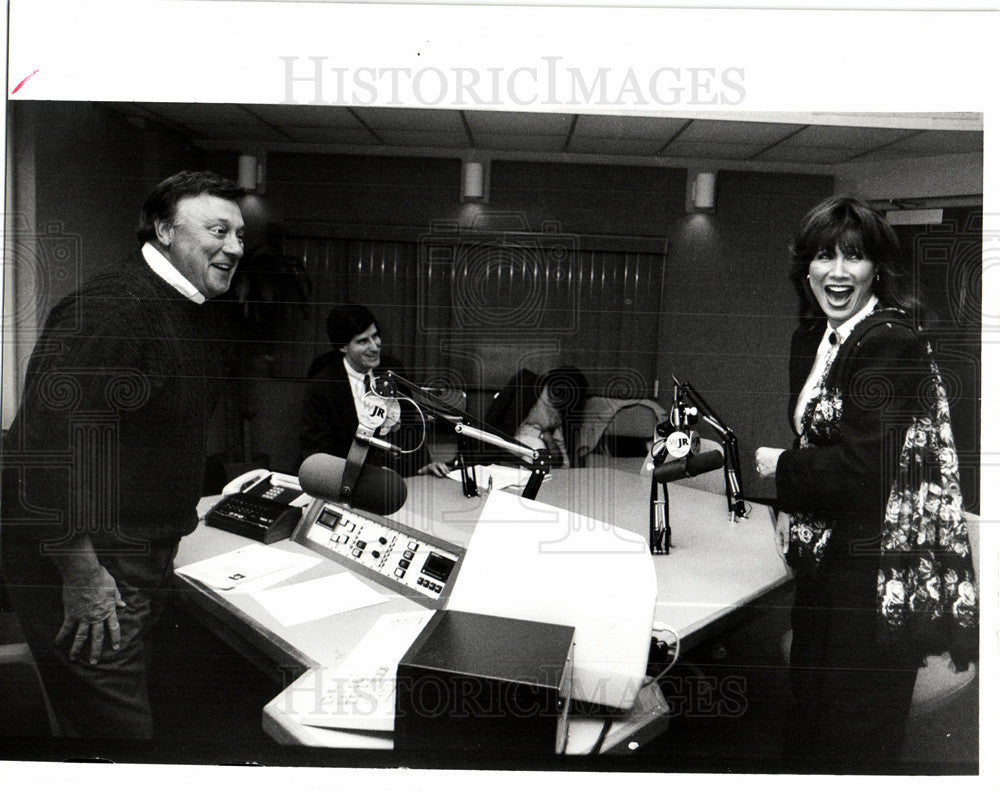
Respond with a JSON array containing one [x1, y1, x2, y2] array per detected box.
[[343, 358, 372, 420], [141, 242, 205, 304]]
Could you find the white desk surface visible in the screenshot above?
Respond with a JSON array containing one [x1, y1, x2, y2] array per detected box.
[[394, 468, 792, 645], [176, 468, 790, 755]]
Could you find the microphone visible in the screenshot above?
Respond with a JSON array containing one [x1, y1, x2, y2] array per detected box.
[[298, 453, 408, 515], [652, 450, 723, 485]]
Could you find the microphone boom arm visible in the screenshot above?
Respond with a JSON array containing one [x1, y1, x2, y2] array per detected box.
[[377, 370, 550, 500], [452, 423, 551, 501], [672, 377, 749, 520]]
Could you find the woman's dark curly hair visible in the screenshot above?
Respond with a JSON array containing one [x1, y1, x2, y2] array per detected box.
[[790, 195, 916, 319]]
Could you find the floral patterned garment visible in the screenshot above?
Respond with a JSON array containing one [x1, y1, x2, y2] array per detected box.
[[786, 312, 978, 659]]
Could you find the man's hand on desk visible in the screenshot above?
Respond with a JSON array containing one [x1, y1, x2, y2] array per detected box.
[[418, 460, 452, 478], [53, 538, 126, 665]]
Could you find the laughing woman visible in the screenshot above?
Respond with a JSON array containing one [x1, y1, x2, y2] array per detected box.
[[754, 196, 978, 771]]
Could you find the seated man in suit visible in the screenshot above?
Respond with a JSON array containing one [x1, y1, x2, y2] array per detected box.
[[301, 304, 450, 478]]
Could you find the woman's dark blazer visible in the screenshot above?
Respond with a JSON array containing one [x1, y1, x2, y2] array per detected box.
[[775, 311, 928, 559]]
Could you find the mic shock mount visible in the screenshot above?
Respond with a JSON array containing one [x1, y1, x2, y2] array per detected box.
[[648, 377, 750, 555]]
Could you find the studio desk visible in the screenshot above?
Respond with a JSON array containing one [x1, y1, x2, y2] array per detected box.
[[176, 468, 791, 756]]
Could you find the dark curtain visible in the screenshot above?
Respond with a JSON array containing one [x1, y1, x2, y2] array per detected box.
[[280, 232, 667, 416]]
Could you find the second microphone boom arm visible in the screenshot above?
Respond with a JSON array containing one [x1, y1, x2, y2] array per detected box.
[[376, 370, 551, 500], [452, 423, 551, 500]]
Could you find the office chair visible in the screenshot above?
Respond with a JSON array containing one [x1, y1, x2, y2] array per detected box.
[[906, 510, 980, 719], [580, 399, 667, 470]]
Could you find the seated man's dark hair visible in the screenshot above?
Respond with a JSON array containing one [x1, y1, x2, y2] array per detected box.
[[327, 304, 379, 347]]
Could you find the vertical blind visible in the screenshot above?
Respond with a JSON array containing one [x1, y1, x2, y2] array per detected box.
[[280, 233, 667, 405]]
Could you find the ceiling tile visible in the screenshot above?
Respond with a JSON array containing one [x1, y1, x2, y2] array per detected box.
[[189, 123, 292, 143], [660, 140, 763, 159], [567, 137, 667, 156], [883, 129, 983, 154], [573, 114, 689, 139], [134, 102, 253, 127], [465, 110, 574, 135], [376, 129, 470, 148], [353, 107, 465, 132], [281, 126, 379, 145], [677, 119, 802, 145], [474, 133, 568, 153], [782, 124, 912, 149], [756, 146, 867, 164], [245, 104, 365, 128]]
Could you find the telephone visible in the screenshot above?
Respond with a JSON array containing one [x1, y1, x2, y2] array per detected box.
[[205, 470, 312, 544]]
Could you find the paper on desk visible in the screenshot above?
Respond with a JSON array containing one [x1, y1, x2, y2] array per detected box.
[[445, 464, 532, 491], [251, 573, 389, 627], [335, 609, 435, 667], [290, 609, 435, 731], [230, 555, 321, 593], [176, 543, 315, 591]]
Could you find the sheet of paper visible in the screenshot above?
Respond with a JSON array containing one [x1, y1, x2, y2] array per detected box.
[[291, 610, 434, 731], [334, 609, 434, 668], [251, 573, 389, 627], [289, 492, 314, 508], [445, 464, 531, 492], [232, 556, 321, 593], [175, 543, 309, 591]]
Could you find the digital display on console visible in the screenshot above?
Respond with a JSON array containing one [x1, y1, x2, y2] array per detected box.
[[318, 509, 342, 529], [421, 552, 455, 582]]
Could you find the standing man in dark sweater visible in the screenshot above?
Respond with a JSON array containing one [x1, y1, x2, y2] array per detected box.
[[0, 171, 245, 738]]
